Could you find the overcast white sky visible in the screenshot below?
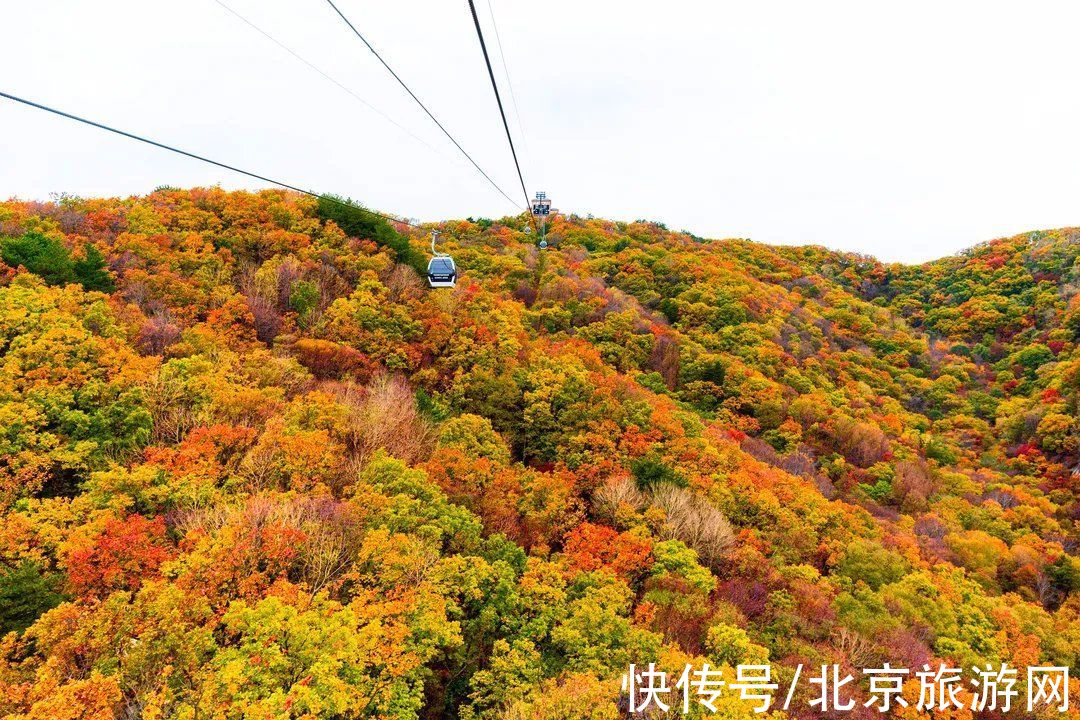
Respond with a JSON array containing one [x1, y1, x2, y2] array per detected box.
[[2, 0, 1078, 262]]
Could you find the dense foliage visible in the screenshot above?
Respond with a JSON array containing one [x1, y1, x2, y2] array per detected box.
[[0, 188, 1076, 719]]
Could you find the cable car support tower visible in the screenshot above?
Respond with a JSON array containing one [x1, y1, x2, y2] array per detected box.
[[531, 191, 552, 248]]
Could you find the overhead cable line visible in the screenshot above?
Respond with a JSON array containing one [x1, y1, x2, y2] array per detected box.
[[321, 0, 522, 210], [484, 0, 530, 164], [213, 0, 446, 160], [466, 0, 530, 209], [0, 90, 421, 228]]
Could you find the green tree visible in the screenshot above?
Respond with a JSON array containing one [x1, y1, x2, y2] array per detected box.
[[631, 454, 687, 491], [289, 279, 320, 327], [73, 244, 114, 291], [316, 195, 425, 274], [438, 414, 511, 465], [650, 539, 716, 593], [835, 539, 909, 590], [199, 593, 458, 719], [706, 623, 768, 666], [1, 230, 74, 285], [0, 561, 64, 634]]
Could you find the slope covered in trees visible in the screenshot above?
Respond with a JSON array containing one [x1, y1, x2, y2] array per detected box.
[[0, 188, 1076, 719]]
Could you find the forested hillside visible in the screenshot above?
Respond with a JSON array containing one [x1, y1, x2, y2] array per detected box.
[[0, 188, 1076, 719]]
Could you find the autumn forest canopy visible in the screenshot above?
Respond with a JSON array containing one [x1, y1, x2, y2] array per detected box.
[[0, 187, 1077, 719]]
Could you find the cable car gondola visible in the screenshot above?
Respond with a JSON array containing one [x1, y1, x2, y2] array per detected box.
[[427, 230, 457, 288]]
